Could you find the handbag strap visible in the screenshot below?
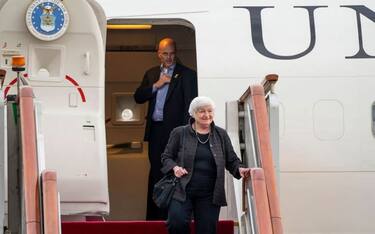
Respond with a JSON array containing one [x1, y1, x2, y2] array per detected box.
[[180, 126, 186, 168]]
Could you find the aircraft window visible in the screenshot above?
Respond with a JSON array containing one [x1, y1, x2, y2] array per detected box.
[[313, 100, 344, 141]]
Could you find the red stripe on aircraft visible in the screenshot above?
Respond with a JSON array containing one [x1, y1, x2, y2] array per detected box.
[[4, 74, 87, 103], [4, 78, 19, 99], [4, 73, 29, 98], [65, 75, 86, 102]]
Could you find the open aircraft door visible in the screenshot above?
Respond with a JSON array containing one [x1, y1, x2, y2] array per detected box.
[[0, 0, 109, 215]]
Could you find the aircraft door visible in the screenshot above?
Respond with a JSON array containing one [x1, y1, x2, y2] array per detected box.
[[0, 0, 109, 215], [104, 21, 197, 220]]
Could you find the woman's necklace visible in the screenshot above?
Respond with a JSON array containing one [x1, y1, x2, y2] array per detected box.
[[194, 123, 210, 144], [196, 132, 210, 144]]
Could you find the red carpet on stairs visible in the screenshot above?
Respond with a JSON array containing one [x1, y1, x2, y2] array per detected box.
[[62, 220, 234, 234]]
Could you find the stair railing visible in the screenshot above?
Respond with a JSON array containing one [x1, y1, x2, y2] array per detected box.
[[41, 170, 60, 233], [0, 70, 6, 234], [242, 84, 282, 234], [261, 75, 280, 190], [7, 84, 61, 234], [19, 86, 42, 234], [230, 74, 283, 234]]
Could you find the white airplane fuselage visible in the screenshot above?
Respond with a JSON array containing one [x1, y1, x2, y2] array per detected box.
[[1, 0, 375, 233], [100, 1, 375, 233]]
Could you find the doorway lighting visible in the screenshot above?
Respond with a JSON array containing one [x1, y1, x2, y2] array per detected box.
[[107, 24, 152, 30]]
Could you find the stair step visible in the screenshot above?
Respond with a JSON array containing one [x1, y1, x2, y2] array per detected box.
[[62, 220, 234, 234]]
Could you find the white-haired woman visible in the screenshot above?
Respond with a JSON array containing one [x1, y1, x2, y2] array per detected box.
[[161, 96, 251, 234]]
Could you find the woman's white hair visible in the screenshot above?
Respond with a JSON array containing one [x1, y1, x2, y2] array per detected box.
[[188, 96, 216, 117]]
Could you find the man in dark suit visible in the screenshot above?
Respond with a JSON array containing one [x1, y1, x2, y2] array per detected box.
[[134, 38, 197, 220]]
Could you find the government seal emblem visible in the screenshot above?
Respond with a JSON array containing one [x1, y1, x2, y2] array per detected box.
[[26, 0, 70, 41]]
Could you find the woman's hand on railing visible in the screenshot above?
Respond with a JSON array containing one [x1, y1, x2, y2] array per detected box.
[[173, 166, 188, 178], [239, 167, 251, 179]]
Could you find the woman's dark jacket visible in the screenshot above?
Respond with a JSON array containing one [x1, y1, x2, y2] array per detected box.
[[161, 122, 242, 206]]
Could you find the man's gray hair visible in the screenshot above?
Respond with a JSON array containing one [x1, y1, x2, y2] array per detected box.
[[188, 96, 216, 117]]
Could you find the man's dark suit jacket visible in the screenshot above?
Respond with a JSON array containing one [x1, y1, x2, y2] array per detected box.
[[134, 63, 198, 141]]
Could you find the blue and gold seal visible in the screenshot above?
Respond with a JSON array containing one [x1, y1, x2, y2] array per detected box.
[[26, 0, 69, 41]]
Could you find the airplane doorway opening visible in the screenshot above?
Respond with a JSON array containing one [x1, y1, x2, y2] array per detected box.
[[104, 19, 197, 220]]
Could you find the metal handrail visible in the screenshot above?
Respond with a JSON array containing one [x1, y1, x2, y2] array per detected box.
[[19, 86, 41, 234], [41, 170, 60, 234], [247, 85, 283, 234], [238, 75, 283, 234], [261, 74, 278, 96]]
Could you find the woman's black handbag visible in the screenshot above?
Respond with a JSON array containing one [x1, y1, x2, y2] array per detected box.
[[152, 126, 186, 208], [152, 174, 179, 208]]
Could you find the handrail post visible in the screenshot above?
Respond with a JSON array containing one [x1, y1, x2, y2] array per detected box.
[[42, 170, 60, 234], [250, 169, 273, 234], [19, 87, 41, 234], [261, 74, 278, 96], [262, 75, 280, 192], [7, 96, 22, 234], [0, 85, 6, 234]]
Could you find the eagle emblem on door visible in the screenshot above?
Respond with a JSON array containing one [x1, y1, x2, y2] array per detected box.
[[40, 5, 56, 32], [26, 0, 70, 41]]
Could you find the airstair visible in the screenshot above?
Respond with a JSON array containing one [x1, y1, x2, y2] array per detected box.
[[0, 72, 282, 234], [0, 65, 60, 234], [226, 74, 283, 234]]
